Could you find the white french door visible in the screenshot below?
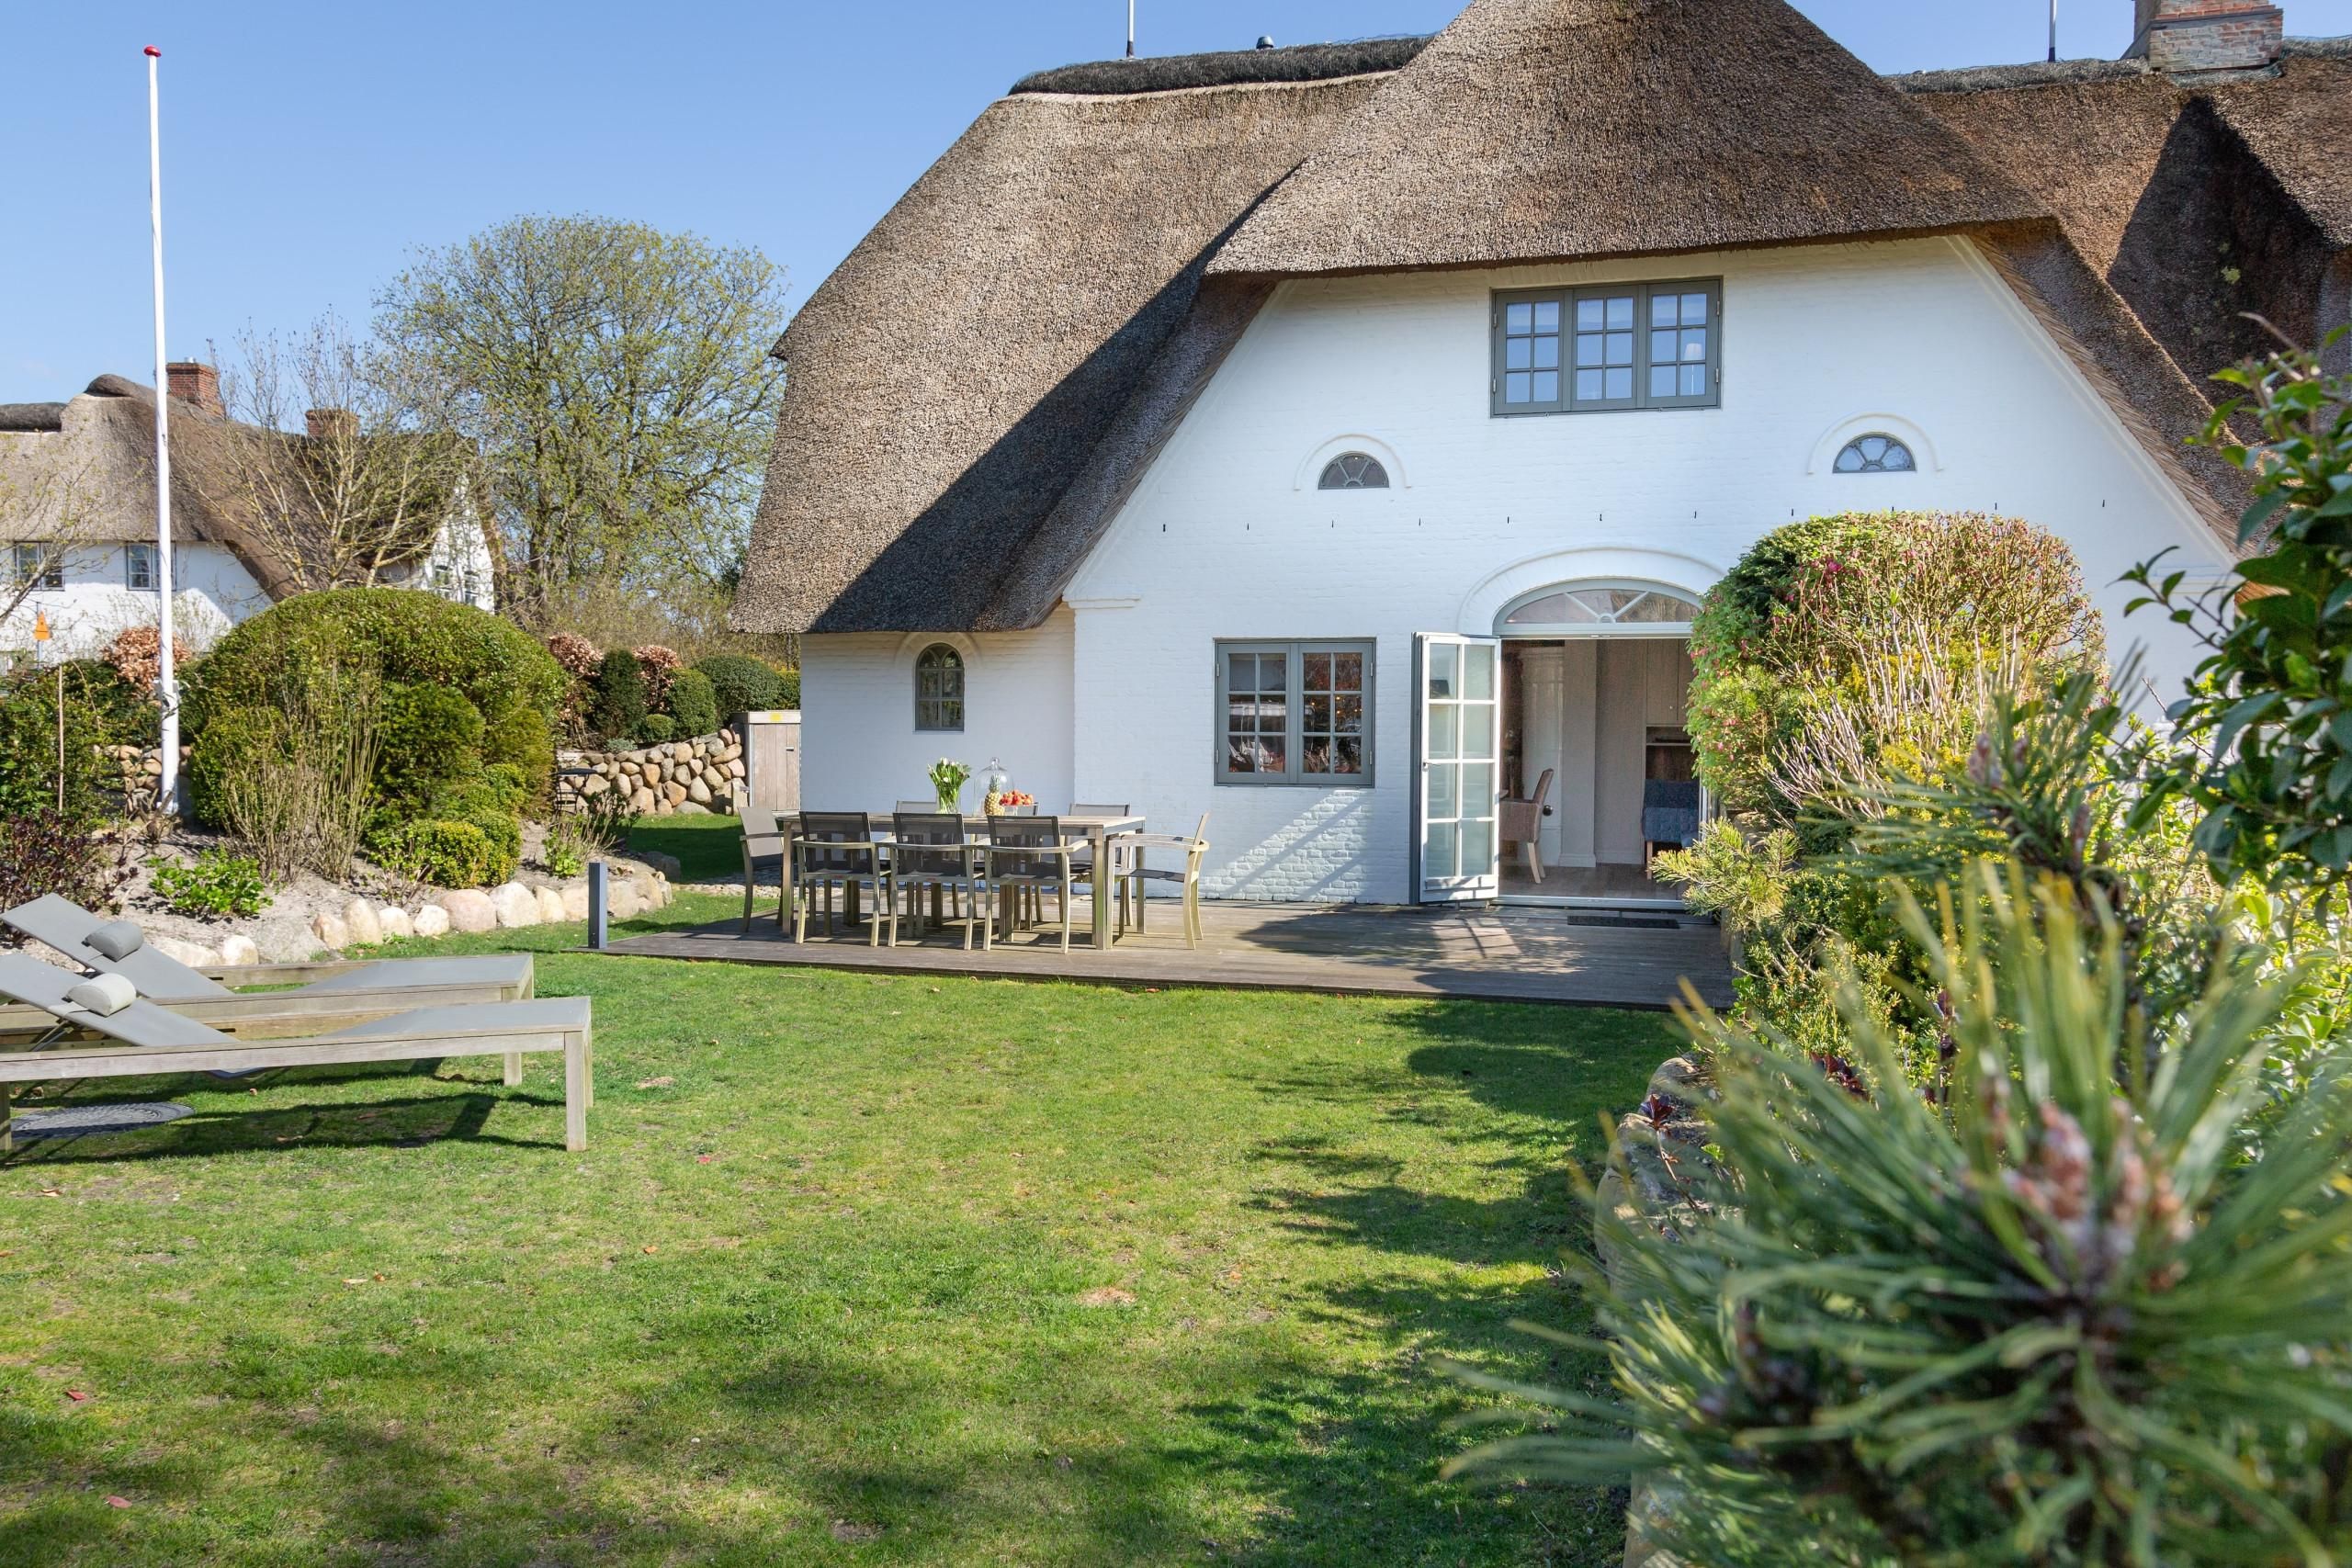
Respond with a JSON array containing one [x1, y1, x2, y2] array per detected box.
[[1413, 633, 1502, 903]]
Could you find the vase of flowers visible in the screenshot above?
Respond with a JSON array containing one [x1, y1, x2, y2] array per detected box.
[[929, 758, 971, 815]]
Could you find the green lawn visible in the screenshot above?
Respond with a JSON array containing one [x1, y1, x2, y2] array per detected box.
[[628, 813, 751, 883], [0, 892, 1671, 1566]]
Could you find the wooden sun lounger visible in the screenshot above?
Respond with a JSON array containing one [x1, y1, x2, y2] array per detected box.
[[0, 956, 594, 1154]]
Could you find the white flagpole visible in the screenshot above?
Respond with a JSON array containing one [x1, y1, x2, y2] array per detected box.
[[144, 44, 179, 814]]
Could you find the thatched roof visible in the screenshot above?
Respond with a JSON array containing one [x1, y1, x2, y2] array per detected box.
[[0, 376, 462, 600], [1204, 0, 2043, 280], [734, 67, 1387, 633], [1012, 37, 1429, 96], [738, 0, 2352, 635], [0, 403, 66, 434]]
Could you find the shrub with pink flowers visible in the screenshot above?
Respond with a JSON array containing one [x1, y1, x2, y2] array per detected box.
[[632, 645, 683, 708], [545, 631, 602, 682]]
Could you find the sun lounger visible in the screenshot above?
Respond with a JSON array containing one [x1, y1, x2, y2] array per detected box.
[[3, 896, 532, 1003], [0, 954, 593, 1153]]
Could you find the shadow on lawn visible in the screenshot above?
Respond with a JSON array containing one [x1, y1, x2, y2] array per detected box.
[[0, 1080, 561, 1168]]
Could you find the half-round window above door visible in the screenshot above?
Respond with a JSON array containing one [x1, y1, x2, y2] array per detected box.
[[1317, 452, 1390, 490], [1833, 434, 1916, 474]]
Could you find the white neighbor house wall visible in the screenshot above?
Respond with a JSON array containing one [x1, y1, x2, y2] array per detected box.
[[0, 541, 260, 661], [799, 613, 1076, 814], [1043, 236, 2230, 904]]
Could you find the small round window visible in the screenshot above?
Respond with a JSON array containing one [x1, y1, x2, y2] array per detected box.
[[1834, 434, 1916, 474], [1317, 452, 1389, 490]]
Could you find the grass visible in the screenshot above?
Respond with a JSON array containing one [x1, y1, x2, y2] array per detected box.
[[0, 891, 1675, 1566], [627, 814, 751, 884]]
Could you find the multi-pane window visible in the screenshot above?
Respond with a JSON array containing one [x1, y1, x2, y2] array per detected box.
[[1216, 639, 1373, 786], [1834, 434, 1916, 473], [125, 544, 156, 591], [1493, 280, 1720, 415], [1317, 452, 1389, 490], [914, 643, 965, 731], [11, 545, 62, 590]]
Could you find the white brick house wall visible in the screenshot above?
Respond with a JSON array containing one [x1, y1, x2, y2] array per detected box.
[[812, 236, 2233, 903]]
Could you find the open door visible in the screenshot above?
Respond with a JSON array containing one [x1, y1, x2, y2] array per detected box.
[[1412, 634, 1502, 903]]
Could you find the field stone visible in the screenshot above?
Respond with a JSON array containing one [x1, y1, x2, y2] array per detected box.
[[675, 802, 709, 817], [606, 881, 644, 919], [311, 911, 349, 951], [636, 851, 683, 880], [687, 778, 712, 806], [629, 787, 655, 815], [377, 906, 413, 940], [413, 904, 452, 938], [489, 882, 539, 929], [342, 900, 383, 948], [536, 886, 567, 923], [441, 890, 497, 934], [560, 884, 591, 920]]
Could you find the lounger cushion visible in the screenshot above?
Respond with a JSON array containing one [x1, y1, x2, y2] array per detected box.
[[86, 921, 145, 961], [66, 974, 139, 1017]]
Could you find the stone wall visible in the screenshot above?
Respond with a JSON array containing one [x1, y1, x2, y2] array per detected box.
[[103, 743, 184, 817], [560, 727, 744, 818]]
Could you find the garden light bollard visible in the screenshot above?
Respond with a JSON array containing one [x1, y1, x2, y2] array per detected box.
[[588, 861, 608, 951]]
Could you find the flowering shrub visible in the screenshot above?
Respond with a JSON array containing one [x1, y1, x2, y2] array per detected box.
[[102, 625, 163, 693], [545, 631, 601, 682], [633, 644, 683, 707]]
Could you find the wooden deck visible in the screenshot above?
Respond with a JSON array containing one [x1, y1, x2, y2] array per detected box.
[[602, 896, 1735, 1011]]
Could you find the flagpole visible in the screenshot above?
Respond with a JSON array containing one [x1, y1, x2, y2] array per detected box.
[[144, 44, 179, 815]]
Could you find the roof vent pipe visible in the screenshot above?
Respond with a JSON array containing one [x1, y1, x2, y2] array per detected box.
[[1126, 0, 1135, 58], [1257, 35, 1275, 48]]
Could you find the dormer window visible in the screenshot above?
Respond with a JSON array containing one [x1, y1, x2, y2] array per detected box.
[[1834, 434, 1915, 473], [1317, 452, 1389, 490], [1493, 280, 1720, 416]]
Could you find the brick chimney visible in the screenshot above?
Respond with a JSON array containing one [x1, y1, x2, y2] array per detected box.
[[164, 360, 222, 418], [304, 407, 358, 441], [2128, 0, 2284, 71]]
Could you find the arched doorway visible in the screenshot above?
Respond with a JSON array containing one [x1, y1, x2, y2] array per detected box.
[[1496, 581, 1700, 904]]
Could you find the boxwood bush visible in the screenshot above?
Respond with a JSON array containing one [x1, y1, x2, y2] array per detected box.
[[691, 653, 789, 720], [665, 668, 718, 738]]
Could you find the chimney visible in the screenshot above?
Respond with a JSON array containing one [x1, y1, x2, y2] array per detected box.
[[304, 407, 358, 441], [2127, 0, 2284, 71], [164, 360, 222, 418]]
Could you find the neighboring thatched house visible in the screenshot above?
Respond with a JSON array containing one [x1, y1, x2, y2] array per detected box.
[[0, 364, 497, 664], [737, 0, 2348, 907]]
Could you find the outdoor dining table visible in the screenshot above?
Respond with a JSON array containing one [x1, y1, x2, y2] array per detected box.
[[772, 812, 1145, 949]]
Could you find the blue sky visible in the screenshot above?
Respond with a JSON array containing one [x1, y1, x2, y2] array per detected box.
[[6, 0, 2349, 403]]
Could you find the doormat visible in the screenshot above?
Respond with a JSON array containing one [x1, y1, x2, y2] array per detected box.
[[1555, 914, 1683, 931], [7, 1102, 193, 1140]]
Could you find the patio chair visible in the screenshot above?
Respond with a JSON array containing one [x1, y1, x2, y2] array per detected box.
[[4, 896, 532, 1004], [985, 815, 1077, 953], [792, 812, 893, 945], [889, 812, 987, 949], [894, 799, 939, 815], [740, 824, 791, 932], [0, 953, 594, 1153], [1067, 802, 1132, 931], [1642, 779, 1705, 870], [1499, 768, 1555, 885], [1115, 813, 1210, 950]]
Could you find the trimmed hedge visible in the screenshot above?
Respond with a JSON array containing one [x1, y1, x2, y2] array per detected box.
[[692, 653, 790, 719], [586, 649, 647, 744], [666, 668, 718, 739], [188, 587, 562, 734]]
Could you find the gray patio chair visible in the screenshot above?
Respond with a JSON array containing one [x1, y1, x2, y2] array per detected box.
[[4, 896, 531, 1003], [1499, 768, 1554, 885], [1067, 803, 1132, 930], [740, 825, 790, 932], [0, 953, 595, 1152], [792, 812, 892, 945], [894, 799, 939, 815], [889, 812, 986, 949], [985, 815, 1077, 953], [1115, 812, 1210, 950]]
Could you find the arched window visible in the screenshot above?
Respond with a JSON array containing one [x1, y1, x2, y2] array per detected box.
[[1500, 584, 1702, 633], [914, 644, 964, 731], [1833, 433, 1916, 474], [1317, 452, 1390, 490]]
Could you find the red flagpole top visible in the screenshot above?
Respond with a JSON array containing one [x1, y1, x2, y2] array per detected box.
[[143, 45, 161, 58]]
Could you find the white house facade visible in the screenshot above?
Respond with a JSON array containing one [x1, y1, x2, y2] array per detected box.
[[742, 0, 2349, 908]]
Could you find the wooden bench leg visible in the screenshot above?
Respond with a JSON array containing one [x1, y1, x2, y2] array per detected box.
[[564, 1035, 589, 1152], [503, 1052, 524, 1087], [1, 1083, 11, 1156]]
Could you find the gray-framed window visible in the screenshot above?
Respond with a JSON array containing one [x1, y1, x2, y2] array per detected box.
[[11, 545, 62, 591], [1492, 279, 1721, 415], [1216, 639, 1373, 787], [914, 643, 965, 732], [125, 543, 156, 591], [1317, 452, 1390, 490], [1834, 433, 1916, 474]]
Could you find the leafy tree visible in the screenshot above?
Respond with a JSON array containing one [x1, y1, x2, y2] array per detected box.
[[2128, 330, 2352, 893], [373, 215, 789, 626]]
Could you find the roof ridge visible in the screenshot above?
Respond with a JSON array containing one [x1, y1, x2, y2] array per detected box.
[[1010, 37, 1429, 96]]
